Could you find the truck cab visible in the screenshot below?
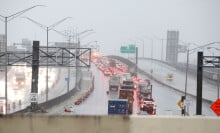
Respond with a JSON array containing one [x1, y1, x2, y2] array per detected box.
[[109, 75, 120, 91], [140, 100, 156, 115]]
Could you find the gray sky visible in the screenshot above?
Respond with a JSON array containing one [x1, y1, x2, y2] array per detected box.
[[0, 0, 220, 61]]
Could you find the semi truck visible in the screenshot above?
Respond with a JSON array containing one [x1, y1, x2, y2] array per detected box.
[[108, 76, 127, 115], [119, 81, 134, 114], [119, 73, 132, 85], [137, 81, 152, 101], [109, 75, 120, 91], [137, 81, 156, 115]]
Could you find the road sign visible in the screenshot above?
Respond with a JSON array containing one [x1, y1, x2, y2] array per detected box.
[[120, 44, 136, 53], [30, 93, 38, 103], [210, 99, 220, 116], [65, 77, 69, 81], [177, 99, 183, 109], [120, 46, 128, 53]]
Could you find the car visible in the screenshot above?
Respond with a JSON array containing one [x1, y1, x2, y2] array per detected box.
[[64, 106, 74, 112], [167, 73, 173, 81], [104, 70, 111, 76]]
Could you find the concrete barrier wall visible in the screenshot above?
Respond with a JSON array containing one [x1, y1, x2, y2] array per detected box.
[[0, 115, 220, 133]]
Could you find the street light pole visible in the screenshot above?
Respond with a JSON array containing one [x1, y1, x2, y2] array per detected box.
[[161, 39, 164, 61], [67, 34, 72, 92], [143, 37, 153, 59], [23, 17, 71, 101], [83, 41, 97, 48], [46, 27, 49, 100], [133, 38, 145, 58], [184, 49, 189, 98], [75, 29, 94, 90], [218, 66, 220, 99], [153, 35, 164, 61], [207, 46, 220, 99], [52, 28, 94, 91], [0, 5, 45, 115], [5, 17, 8, 114], [53, 29, 75, 92]]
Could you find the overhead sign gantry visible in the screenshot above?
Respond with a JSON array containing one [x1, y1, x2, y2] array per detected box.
[[0, 41, 91, 112]]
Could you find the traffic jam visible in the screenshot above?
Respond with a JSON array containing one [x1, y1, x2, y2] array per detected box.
[[92, 56, 157, 115]]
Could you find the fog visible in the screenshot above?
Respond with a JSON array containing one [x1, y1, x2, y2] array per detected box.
[[0, 0, 220, 62]]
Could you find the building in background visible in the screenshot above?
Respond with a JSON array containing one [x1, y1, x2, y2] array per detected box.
[[166, 30, 179, 64]]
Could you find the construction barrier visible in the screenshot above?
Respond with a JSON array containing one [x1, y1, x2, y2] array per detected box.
[[74, 76, 95, 106]]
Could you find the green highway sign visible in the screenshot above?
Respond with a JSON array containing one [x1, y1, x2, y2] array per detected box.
[[120, 46, 128, 53], [120, 44, 136, 53]]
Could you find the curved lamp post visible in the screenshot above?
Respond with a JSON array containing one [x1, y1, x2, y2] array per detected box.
[[0, 5, 45, 114], [53, 28, 94, 91], [207, 46, 220, 99], [22, 16, 72, 101]]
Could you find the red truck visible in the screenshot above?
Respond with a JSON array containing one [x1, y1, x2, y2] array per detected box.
[[119, 80, 135, 114]]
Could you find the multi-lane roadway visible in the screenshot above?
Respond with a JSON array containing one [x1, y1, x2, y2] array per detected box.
[[0, 57, 217, 116], [47, 60, 215, 116], [0, 66, 75, 114]]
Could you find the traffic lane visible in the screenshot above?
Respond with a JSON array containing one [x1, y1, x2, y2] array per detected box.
[[9, 67, 63, 113], [138, 59, 217, 102], [46, 69, 92, 115], [73, 65, 109, 115], [137, 73, 215, 116]]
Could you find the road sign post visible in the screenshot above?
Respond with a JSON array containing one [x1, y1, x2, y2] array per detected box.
[[30, 93, 38, 103], [177, 96, 185, 116]]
